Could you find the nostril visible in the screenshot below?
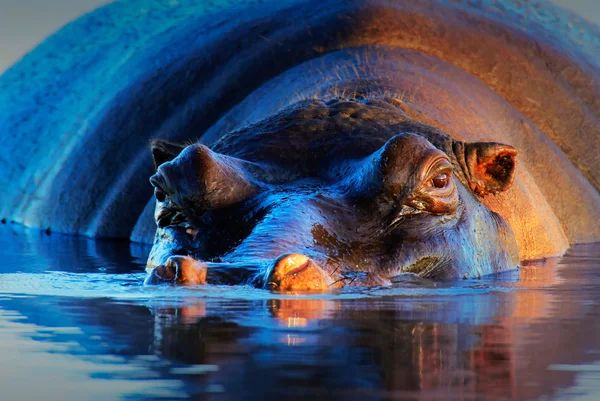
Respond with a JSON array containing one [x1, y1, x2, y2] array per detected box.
[[145, 255, 207, 286], [154, 263, 177, 280], [268, 253, 339, 292], [272, 253, 312, 278], [283, 259, 311, 277]]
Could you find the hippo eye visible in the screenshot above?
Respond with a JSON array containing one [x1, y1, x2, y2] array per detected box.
[[406, 160, 458, 214], [431, 173, 449, 189], [154, 188, 168, 202]]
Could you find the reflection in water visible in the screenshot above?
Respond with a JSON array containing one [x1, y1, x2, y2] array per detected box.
[[0, 224, 598, 401]]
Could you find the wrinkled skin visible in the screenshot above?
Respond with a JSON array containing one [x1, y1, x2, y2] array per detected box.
[[145, 98, 520, 290], [1, 0, 599, 291]]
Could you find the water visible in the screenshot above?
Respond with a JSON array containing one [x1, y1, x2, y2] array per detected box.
[[0, 224, 598, 401]]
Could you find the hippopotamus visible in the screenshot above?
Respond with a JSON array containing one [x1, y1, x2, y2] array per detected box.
[[0, 0, 598, 290], [144, 97, 522, 288]]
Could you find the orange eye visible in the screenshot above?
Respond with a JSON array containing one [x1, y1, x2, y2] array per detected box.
[[154, 188, 168, 202], [432, 173, 449, 189]]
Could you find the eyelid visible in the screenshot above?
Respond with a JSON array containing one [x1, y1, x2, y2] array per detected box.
[[402, 153, 458, 215], [422, 155, 453, 183]]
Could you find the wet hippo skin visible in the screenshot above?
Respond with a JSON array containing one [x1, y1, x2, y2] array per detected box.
[[144, 96, 523, 287], [0, 0, 598, 289]]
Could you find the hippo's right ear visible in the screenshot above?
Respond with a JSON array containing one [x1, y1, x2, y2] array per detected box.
[[456, 141, 518, 196], [150, 138, 186, 170]]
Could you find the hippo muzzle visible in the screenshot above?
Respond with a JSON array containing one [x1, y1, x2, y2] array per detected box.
[[145, 98, 519, 290]]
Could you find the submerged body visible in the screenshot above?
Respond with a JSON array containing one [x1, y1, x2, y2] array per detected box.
[[0, 0, 598, 290]]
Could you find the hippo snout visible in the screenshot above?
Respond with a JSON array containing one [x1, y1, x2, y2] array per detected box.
[[146, 252, 342, 292]]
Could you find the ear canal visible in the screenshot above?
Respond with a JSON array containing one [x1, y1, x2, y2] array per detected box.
[[461, 142, 518, 196], [150, 138, 187, 170]]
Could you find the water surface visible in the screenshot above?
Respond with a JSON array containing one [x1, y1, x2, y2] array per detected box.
[[0, 224, 598, 401]]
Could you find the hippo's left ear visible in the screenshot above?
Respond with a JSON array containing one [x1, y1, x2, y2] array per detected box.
[[457, 142, 518, 196], [150, 138, 186, 170]]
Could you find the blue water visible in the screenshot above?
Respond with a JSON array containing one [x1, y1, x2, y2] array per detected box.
[[0, 223, 598, 401]]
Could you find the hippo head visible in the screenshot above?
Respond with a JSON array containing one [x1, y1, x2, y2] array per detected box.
[[145, 98, 519, 290]]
